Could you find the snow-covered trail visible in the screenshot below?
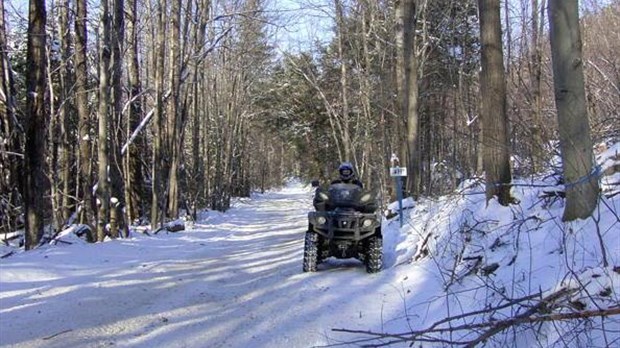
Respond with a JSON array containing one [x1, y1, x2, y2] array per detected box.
[[0, 183, 412, 348]]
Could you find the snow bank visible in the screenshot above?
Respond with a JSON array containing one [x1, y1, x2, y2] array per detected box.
[[376, 162, 619, 347]]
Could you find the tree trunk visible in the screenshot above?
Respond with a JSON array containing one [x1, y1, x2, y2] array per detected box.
[[0, 0, 15, 128], [23, 0, 48, 249], [166, 0, 182, 218], [96, 0, 112, 241], [75, 0, 95, 239], [401, 0, 421, 198], [125, 0, 144, 224], [478, 0, 512, 206], [48, 31, 61, 233], [48, 2, 69, 233], [58, 0, 74, 226], [151, 0, 167, 227], [504, 0, 511, 77], [0, 0, 23, 233], [335, 0, 352, 162], [548, 0, 599, 221], [530, 0, 546, 173], [359, 0, 374, 184], [190, 0, 210, 215], [109, 0, 125, 238]]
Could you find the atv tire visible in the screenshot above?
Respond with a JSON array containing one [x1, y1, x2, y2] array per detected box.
[[303, 231, 319, 272], [365, 236, 383, 273]]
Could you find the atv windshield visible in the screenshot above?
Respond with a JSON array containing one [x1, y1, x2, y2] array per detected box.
[[313, 183, 376, 212], [326, 183, 364, 209]]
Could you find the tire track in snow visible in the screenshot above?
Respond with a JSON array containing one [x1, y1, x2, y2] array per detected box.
[[1, 184, 405, 348]]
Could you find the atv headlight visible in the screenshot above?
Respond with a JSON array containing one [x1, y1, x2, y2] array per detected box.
[[362, 219, 373, 227], [317, 216, 327, 225], [360, 193, 372, 203]]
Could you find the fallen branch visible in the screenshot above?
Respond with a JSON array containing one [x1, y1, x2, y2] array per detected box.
[[1, 251, 14, 259], [333, 288, 620, 347], [463, 307, 620, 347], [51, 239, 73, 245], [333, 307, 619, 347], [42, 329, 72, 340]]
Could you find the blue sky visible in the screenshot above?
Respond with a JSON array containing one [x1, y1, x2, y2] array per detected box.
[[269, 0, 334, 52]]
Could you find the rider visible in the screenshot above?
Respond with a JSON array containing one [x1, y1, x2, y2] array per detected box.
[[331, 162, 363, 189]]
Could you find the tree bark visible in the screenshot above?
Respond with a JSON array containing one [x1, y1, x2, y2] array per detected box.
[[151, 0, 167, 227], [58, 0, 74, 226], [334, 0, 352, 162], [190, 0, 211, 214], [109, 0, 125, 238], [96, 0, 112, 241], [48, 25, 61, 233], [23, 0, 48, 249], [404, 0, 421, 198], [478, 0, 512, 206], [166, 0, 182, 218], [548, 0, 599, 221], [530, 0, 546, 172], [75, 0, 95, 239], [125, 0, 144, 224]]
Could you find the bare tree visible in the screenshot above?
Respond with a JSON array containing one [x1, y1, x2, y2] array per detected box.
[[151, 0, 167, 227], [189, 0, 211, 218], [47, 2, 63, 233], [125, 0, 144, 224], [334, 0, 352, 162], [548, 0, 599, 221], [58, 0, 75, 227], [96, 0, 112, 241], [478, 0, 512, 206], [397, 0, 432, 198], [166, 0, 182, 218], [0, 0, 22, 233], [23, 0, 48, 249], [109, 0, 125, 237], [529, 0, 546, 172], [75, 0, 95, 238]]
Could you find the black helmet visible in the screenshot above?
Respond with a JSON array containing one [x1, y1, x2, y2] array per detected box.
[[338, 162, 355, 181]]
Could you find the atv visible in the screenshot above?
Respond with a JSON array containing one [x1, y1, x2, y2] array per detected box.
[[303, 183, 383, 273]]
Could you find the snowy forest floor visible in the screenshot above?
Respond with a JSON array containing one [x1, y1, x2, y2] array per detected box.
[[1, 145, 619, 347]]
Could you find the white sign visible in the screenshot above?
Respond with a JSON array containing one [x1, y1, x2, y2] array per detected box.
[[390, 166, 407, 177]]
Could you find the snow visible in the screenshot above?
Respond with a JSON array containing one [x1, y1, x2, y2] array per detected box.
[[1, 166, 619, 347]]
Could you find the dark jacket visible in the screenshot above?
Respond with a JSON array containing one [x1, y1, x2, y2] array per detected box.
[[330, 178, 363, 189]]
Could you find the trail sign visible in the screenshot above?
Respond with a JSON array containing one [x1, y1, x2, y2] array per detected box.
[[390, 166, 407, 177], [388, 161, 407, 227]]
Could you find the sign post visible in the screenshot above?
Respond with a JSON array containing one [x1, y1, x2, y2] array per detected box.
[[389, 154, 407, 227]]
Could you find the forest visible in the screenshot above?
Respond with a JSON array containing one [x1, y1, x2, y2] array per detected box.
[[1, 0, 619, 249]]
